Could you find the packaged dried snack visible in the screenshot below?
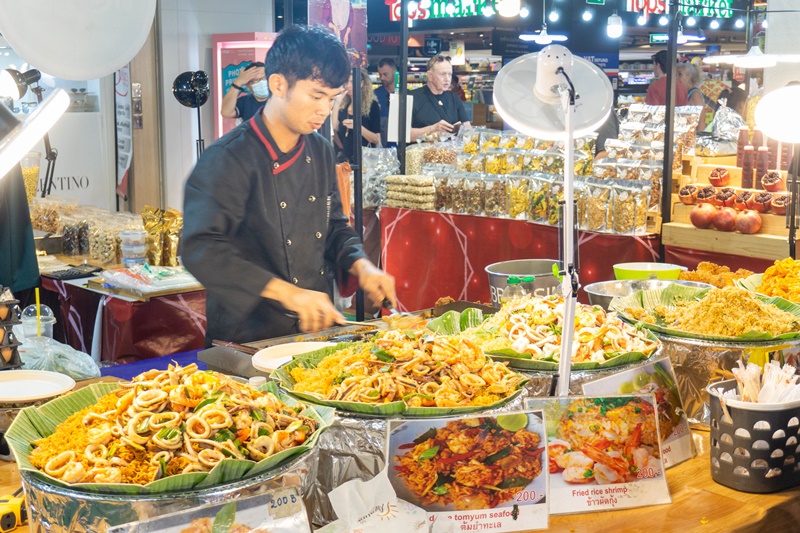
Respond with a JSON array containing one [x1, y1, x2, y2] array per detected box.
[[643, 161, 663, 210], [469, 154, 486, 173], [499, 130, 519, 150], [593, 158, 617, 180], [483, 150, 506, 175], [90, 218, 122, 265], [507, 174, 529, 220], [162, 207, 183, 266], [616, 159, 643, 181], [423, 141, 458, 166], [619, 122, 645, 143], [60, 216, 80, 256], [464, 173, 486, 216], [604, 139, 630, 160], [675, 105, 703, 129], [574, 151, 592, 177], [461, 127, 482, 155], [626, 104, 652, 123], [612, 181, 651, 235], [405, 144, 426, 175], [628, 143, 654, 161], [29, 197, 61, 234], [142, 205, 165, 266], [434, 173, 451, 212], [504, 151, 523, 175], [643, 123, 666, 143], [533, 138, 556, 151], [574, 181, 587, 230], [483, 175, 508, 217], [517, 133, 535, 150], [456, 153, 473, 172], [585, 179, 613, 233], [546, 176, 565, 226], [479, 129, 502, 152], [449, 173, 467, 214], [527, 173, 550, 223]]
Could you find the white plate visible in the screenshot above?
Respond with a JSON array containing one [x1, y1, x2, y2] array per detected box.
[[251, 341, 336, 372], [0, 370, 76, 402]]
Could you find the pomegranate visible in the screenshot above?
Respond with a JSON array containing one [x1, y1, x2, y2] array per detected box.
[[714, 188, 736, 208], [735, 210, 763, 234], [690, 203, 717, 229], [747, 191, 773, 213], [734, 191, 753, 211], [708, 167, 731, 187], [679, 185, 698, 205], [761, 171, 784, 192], [712, 207, 738, 231], [771, 194, 790, 216], [696, 185, 717, 204]]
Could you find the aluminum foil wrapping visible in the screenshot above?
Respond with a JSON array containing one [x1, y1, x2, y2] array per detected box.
[[22, 449, 317, 532], [657, 334, 800, 428], [711, 104, 746, 142]]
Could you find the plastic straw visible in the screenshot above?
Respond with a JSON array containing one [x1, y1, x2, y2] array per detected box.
[[35, 287, 41, 337]]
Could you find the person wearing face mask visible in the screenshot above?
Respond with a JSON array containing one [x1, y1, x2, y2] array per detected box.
[[183, 26, 396, 346], [220, 61, 269, 122], [410, 55, 470, 142]]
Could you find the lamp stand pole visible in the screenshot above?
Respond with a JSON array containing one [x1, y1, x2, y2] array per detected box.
[[555, 67, 579, 397], [31, 87, 58, 197], [789, 146, 799, 258], [196, 106, 205, 158], [352, 66, 365, 321]]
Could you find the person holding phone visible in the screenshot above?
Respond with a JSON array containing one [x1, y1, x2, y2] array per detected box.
[[410, 55, 470, 142]]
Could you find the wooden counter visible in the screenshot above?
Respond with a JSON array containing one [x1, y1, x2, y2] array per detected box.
[[1, 432, 799, 532]]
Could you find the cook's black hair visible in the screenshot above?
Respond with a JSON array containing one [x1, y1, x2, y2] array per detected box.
[[264, 25, 350, 90], [244, 61, 264, 71]]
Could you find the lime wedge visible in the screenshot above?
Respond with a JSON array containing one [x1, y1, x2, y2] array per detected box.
[[618, 381, 635, 394], [633, 373, 651, 388], [497, 413, 529, 432]]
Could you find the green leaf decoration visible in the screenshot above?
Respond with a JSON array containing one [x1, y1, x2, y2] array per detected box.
[[609, 283, 800, 342], [426, 310, 462, 335], [459, 308, 485, 330], [212, 502, 237, 533], [5, 381, 333, 495]]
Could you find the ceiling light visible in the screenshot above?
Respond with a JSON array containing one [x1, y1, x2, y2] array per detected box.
[[520, 6, 529, 18], [637, 15, 647, 26], [735, 18, 745, 29], [703, 46, 778, 69], [710, 19, 720, 30], [549, 10, 559, 22], [520, 24, 567, 45], [686, 16, 696, 27], [482, 5, 494, 16], [479, 33, 484, 38], [450, 31, 454, 35], [659, 16, 668, 26], [582, 9, 592, 22], [496, 0, 521, 17], [607, 12, 623, 39]]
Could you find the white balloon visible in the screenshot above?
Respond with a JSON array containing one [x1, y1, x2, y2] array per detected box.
[[0, 0, 156, 81]]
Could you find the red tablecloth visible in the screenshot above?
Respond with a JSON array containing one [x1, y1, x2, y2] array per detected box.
[[663, 245, 777, 273], [379, 207, 662, 311], [41, 277, 206, 364]]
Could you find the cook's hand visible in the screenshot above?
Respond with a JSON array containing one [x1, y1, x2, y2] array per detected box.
[[281, 287, 345, 333], [354, 261, 397, 309], [342, 118, 353, 130], [428, 120, 454, 134]]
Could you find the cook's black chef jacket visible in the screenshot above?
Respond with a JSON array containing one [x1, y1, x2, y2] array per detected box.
[[182, 111, 367, 346], [410, 86, 469, 129]]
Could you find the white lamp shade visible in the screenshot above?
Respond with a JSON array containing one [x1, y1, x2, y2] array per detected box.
[[0, 88, 68, 179], [756, 86, 800, 144], [607, 14, 623, 38], [0, 0, 156, 81]]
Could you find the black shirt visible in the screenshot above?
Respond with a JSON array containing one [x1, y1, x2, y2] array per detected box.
[[182, 111, 367, 346], [336, 100, 381, 163], [411, 86, 468, 129], [235, 93, 265, 122]]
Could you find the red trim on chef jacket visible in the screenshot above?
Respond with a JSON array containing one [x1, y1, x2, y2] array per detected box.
[[249, 114, 306, 175]]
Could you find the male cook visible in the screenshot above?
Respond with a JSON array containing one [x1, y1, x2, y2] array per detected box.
[[183, 25, 396, 347]]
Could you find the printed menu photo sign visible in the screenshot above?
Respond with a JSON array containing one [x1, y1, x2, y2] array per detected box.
[[106, 488, 311, 533], [386, 412, 549, 532], [525, 395, 671, 515], [582, 358, 696, 469]]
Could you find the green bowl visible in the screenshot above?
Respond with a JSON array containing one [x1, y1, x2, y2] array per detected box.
[[613, 262, 685, 280]]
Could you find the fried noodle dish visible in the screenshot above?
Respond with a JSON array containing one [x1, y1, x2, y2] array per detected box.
[[470, 294, 659, 363], [549, 398, 661, 485], [394, 417, 543, 509], [627, 286, 799, 337], [29, 363, 318, 485], [757, 257, 800, 303], [289, 330, 527, 408]]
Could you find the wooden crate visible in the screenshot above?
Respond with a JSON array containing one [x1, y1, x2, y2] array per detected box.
[[661, 222, 789, 261], [672, 203, 789, 237]]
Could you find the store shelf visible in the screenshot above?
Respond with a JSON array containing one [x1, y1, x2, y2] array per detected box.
[[661, 222, 789, 261]]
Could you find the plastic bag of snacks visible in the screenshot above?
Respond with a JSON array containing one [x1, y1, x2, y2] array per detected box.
[[612, 180, 651, 234], [464, 173, 486, 216], [546, 175, 565, 226], [405, 143, 426, 175], [585, 179, 613, 233], [60, 216, 81, 256], [456, 153, 473, 172], [604, 139, 630, 159], [141, 206, 164, 266], [483, 149, 506, 175], [517, 133, 535, 150], [90, 218, 122, 265], [527, 173, 550, 223], [593, 158, 617, 180], [507, 174, 529, 220], [29, 196, 78, 234], [643, 123, 666, 143], [479, 129, 502, 152], [384, 174, 436, 210], [503, 151, 524, 175], [483, 175, 509, 217], [361, 147, 398, 208], [619, 122, 646, 143], [423, 141, 458, 166], [575, 180, 587, 229], [461, 126, 482, 155], [644, 161, 663, 211], [162, 207, 183, 266], [575, 151, 592, 177], [499, 130, 519, 150], [422, 164, 453, 213], [628, 142, 654, 161], [616, 159, 643, 181]]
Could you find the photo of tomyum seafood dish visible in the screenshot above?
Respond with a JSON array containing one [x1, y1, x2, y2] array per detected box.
[[547, 397, 663, 486], [388, 414, 546, 511]]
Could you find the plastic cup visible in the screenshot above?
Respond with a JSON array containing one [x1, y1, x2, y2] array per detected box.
[[22, 316, 56, 339], [20, 150, 41, 202]]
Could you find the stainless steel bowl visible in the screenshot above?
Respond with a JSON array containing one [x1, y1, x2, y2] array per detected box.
[[584, 279, 713, 310]]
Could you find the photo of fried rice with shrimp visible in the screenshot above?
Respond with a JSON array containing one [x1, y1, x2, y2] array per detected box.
[[548, 397, 662, 485], [391, 415, 545, 511]]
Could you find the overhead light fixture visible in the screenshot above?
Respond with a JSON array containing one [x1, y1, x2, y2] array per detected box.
[[735, 18, 745, 29], [548, 10, 559, 22], [659, 16, 668, 26], [607, 12, 623, 39], [0, 69, 41, 100], [495, 0, 521, 17], [582, 9, 592, 22], [637, 15, 647, 26], [710, 19, 720, 30], [703, 46, 780, 69], [684, 28, 707, 42], [686, 16, 696, 27], [677, 28, 688, 44], [520, 6, 529, 18], [520, 24, 567, 44], [0, 88, 68, 184], [479, 33, 484, 38], [482, 5, 494, 16]]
